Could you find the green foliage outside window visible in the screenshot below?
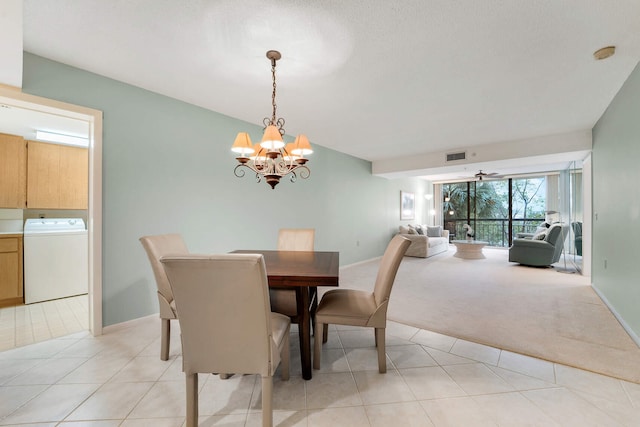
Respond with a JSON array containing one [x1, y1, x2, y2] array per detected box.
[[442, 177, 547, 246]]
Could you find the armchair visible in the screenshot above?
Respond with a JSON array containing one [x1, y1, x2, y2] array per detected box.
[[508, 224, 569, 267], [515, 221, 549, 239], [572, 222, 583, 256]]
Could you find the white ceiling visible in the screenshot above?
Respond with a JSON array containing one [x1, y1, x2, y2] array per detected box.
[[19, 0, 640, 181]]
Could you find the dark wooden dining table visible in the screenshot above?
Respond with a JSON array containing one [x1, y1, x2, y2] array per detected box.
[[232, 249, 339, 380]]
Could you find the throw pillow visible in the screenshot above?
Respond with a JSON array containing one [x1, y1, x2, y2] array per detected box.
[[407, 227, 418, 235], [399, 225, 410, 234], [533, 230, 547, 240], [426, 225, 442, 237], [415, 225, 424, 235]]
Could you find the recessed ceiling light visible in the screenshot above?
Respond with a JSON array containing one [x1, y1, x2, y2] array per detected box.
[[593, 46, 616, 60]]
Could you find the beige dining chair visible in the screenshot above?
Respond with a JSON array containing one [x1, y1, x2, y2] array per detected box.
[[161, 253, 290, 427], [270, 228, 316, 323], [313, 235, 411, 373], [139, 233, 188, 361]]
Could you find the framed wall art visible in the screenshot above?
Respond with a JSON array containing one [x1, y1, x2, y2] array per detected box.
[[400, 191, 415, 220]]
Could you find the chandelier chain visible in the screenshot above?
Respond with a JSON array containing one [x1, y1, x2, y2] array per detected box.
[[264, 56, 285, 135], [271, 62, 277, 125]]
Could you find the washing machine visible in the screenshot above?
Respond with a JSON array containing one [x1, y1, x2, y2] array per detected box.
[[23, 218, 88, 304]]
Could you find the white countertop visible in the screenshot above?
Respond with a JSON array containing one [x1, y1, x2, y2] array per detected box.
[[0, 219, 24, 234]]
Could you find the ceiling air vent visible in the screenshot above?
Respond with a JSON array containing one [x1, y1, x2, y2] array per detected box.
[[446, 151, 466, 162]]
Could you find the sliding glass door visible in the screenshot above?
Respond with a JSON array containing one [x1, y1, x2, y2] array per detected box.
[[511, 176, 547, 238], [441, 176, 548, 247]]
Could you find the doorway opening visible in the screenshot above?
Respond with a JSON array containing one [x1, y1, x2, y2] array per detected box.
[[0, 87, 102, 347]]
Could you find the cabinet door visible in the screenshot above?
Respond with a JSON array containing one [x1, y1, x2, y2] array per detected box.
[[59, 145, 89, 209], [0, 237, 23, 303], [0, 133, 27, 208], [27, 141, 61, 208], [27, 141, 88, 209]]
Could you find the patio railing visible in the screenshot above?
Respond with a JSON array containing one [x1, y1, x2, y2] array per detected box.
[[444, 218, 543, 247]]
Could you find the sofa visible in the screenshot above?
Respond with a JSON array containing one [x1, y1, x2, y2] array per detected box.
[[397, 225, 450, 258]]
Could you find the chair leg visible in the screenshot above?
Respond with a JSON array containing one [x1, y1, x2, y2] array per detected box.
[[161, 318, 170, 361], [375, 328, 386, 373], [310, 286, 318, 335], [261, 375, 273, 427], [322, 322, 328, 343], [313, 322, 323, 370], [186, 373, 198, 427], [281, 329, 290, 381]]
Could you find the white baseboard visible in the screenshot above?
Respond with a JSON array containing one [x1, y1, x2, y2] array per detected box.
[[592, 284, 640, 348], [102, 313, 157, 334], [340, 256, 382, 271]]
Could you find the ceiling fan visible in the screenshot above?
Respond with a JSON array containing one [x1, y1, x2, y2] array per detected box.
[[474, 170, 500, 181]]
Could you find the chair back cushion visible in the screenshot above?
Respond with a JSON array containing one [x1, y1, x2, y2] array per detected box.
[[373, 235, 411, 305], [546, 224, 570, 263], [277, 228, 315, 251], [161, 254, 276, 376], [545, 224, 564, 244], [140, 234, 188, 304]]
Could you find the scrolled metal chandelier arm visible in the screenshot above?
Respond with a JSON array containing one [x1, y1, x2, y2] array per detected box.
[[233, 164, 247, 178], [230, 49, 313, 189], [295, 165, 311, 180], [234, 143, 310, 189]]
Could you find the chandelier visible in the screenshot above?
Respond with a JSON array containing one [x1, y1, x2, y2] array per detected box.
[[231, 50, 312, 189]]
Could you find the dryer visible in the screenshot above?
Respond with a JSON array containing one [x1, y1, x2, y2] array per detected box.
[[23, 218, 88, 304]]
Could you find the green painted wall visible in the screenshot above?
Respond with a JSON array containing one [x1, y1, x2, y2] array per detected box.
[[592, 61, 640, 337], [22, 53, 429, 326]]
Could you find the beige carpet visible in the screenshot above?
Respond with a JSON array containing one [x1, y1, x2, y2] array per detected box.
[[338, 247, 640, 383]]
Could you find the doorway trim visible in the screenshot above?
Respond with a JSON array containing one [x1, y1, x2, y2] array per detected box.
[[0, 87, 103, 335]]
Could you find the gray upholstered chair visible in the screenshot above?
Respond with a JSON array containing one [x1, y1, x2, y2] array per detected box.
[[572, 221, 583, 256], [270, 228, 316, 322], [139, 233, 188, 361], [515, 221, 548, 239], [508, 223, 570, 267], [313, 235, 411, 373], [161, 253, 290, 427]]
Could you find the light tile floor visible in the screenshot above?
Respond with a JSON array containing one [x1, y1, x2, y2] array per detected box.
[[0, 295, 88, 352], [1, 316, 639, 426]]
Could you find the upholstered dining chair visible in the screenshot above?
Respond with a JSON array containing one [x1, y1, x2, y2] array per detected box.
[[270, 228, 316, 324], [161, 253, 290, 427], [139, 233, 188, 361], [313, 235, 411, 373]]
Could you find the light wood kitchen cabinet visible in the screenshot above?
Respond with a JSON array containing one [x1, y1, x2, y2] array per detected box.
[[0, 234, 23, 307], [0, 133, 27, 209], [27, 140, 89, 209]]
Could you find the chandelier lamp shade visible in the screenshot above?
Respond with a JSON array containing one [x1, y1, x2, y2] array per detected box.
[[231, 50, 312, 189]]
